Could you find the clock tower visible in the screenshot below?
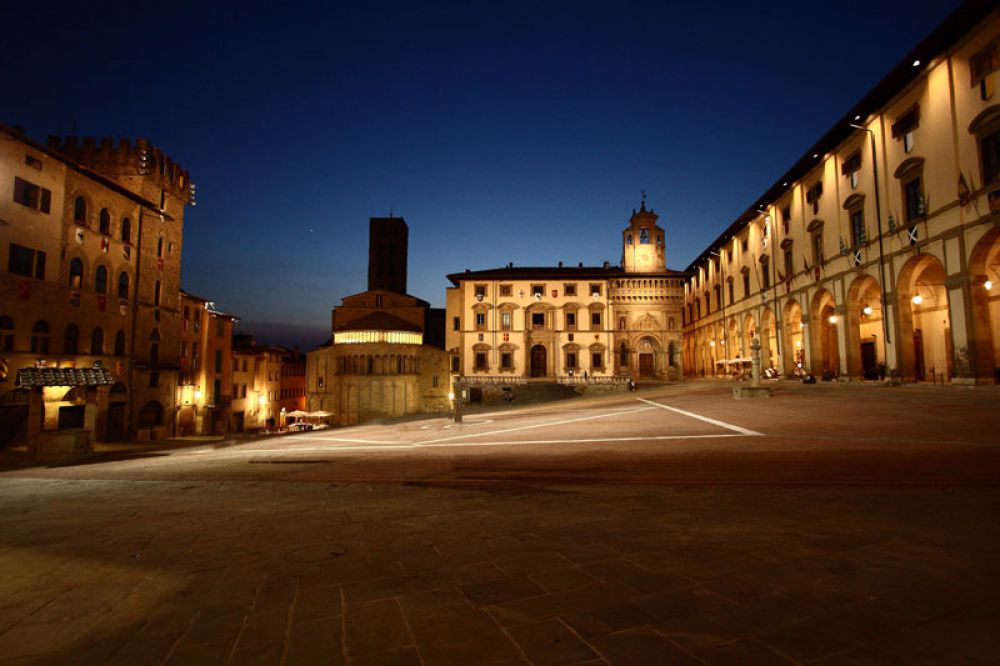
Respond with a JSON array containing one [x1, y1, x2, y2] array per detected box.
[[622, 194, 666, 273]]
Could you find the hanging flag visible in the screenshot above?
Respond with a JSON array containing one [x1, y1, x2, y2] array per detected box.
[[157, 257, 164, 271], [852, 250, 863, 266], [908, 226, 919, 245], [814, 265, 821, 281], [101, 237, 110, 254], [839, 237, 848, 255], [123, 245, 131, 261], [74, 228, 85, 245]]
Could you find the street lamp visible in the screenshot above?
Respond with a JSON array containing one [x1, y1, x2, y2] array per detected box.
[[850, 122, 893, 377]]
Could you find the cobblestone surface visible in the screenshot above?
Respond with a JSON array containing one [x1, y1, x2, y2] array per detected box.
[[1, 381, 998, 664]]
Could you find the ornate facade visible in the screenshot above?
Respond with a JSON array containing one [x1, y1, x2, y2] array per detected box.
[[446, 202, 687, 384], [683, 4, 1000, 385]]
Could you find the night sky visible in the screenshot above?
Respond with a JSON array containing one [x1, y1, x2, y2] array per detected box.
[[4, 1, 958, 348]]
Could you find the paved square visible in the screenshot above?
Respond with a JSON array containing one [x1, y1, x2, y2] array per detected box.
[[1, 381, 999, 664]]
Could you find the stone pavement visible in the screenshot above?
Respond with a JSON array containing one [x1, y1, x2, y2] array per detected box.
[[0, 381, 998, 665]]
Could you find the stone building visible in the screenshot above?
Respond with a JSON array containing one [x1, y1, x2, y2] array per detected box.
[[446, 200, 687, 385], [306, 217, 451, 425], [0, 126, 192, 451], [176, 291, 238, 435], [683, 3, 1000, 385]]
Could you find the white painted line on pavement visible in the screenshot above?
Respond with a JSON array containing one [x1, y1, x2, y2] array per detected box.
[[420, 405, 658, 445], [636, 398, 763, 436]]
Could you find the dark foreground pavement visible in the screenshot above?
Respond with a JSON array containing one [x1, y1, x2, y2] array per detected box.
[[1, 381, 999, 665]]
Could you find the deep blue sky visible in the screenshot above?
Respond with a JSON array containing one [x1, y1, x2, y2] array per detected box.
[[5, 1, 958, 347]]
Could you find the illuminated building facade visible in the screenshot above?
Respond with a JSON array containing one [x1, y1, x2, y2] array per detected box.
[[176, 291, 237, 435], [0, 126, 192, 451], [446, 201, 687, 385], [306, 217, 450, 425], [683, 4, 1000, 384]]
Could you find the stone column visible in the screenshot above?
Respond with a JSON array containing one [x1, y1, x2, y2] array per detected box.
[[83, 387, 98, 452]]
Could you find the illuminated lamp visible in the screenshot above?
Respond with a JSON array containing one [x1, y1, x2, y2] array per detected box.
[[828, 315, 838, 324], [986, 280, 993, 291], [862, 305, 873, 316], [912, 294, 923, 305]]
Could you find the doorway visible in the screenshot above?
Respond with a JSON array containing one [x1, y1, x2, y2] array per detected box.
[[914, 329, 925, 381], [530, 345, 547, 378], [639, 353, 654, 378], [860, 340, 877, 380]]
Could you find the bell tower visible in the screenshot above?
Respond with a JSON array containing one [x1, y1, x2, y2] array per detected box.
[[622, 193, 666, 273]]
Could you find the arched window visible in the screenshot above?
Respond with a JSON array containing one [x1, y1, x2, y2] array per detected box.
[[99, 208, 111, 235], [74, 197, 87, 225], [118, 272, 129, 298], [68, 258, 83, 288], [114, 330, 126, 356], [64, 324, 79, 354], [154, 281, 161, 306], [31, 320, 49, 353], [0, 315, 14, 352], [121, 217, 131, 245], [95, 265, 108, 294], [91, 327, 104, 355]]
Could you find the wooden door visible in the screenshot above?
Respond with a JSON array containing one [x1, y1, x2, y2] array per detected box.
[[860, 341, 877, 380], [530, 345, 547, 378], [639, 353, 654, 378]]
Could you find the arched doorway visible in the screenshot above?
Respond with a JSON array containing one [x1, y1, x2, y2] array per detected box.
[[846, 275, 885, 379], [637, 336, 659, 378], [810, 288, 840, 377], [530, 345, 547, 378], [138, 400, 164, 429], [783, 300, 804, 376], [898, 254, 951, 382], [968, 228, 1000, 382]]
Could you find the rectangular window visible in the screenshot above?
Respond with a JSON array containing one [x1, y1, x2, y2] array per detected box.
[[565, 312, 576, 330], [727, 280, 734, 304], [213, 379, 221, 404], [743, 272, 751, 298], [474, 284, 486, 299], [741, 236, 748, 253], [25, 155, 43, 170], [501, 311, 511, 330], [499, 284, 512, 297], [532, 312, 545, 329], [812, 231, 824, 264], [762, 261, 770, 289], [590, 312, 601, 328], [12, 177, 51, 213], [214, 349, 222, 372], [781, 206, 791, 235], [904, 177, 923, 222], [806, 182, 823, 213], [452, 316, 460, 331], [715, 285, 721, 309], [501, 352, 512, 369], [851, 209, 865, 247], [589, 283, 601, 297], [564, 283, 577, 296], [451, 356, 460, 372], [531, 284, 544, 297], [784, 248, 794, 277], [474, 352, 487, 370], [981, 128, 1000, 186], [8, 243, 35, 277], [592, 352, 603, 369], [566, 352, 577, 369]]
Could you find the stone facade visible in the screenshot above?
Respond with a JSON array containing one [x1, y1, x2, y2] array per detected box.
[[176, 291, 237, 435], [683, 5, 1000, 385], [307, 217, 451, 425], [446, 201, 687, 384], [0, 126, 192, 447]]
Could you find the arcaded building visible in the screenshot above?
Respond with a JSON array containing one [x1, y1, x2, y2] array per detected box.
[[0, 126, 192, 450], [683, 3, 1000, 384], [446, 200, 687, 383], [306, 217, 451, 425]]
